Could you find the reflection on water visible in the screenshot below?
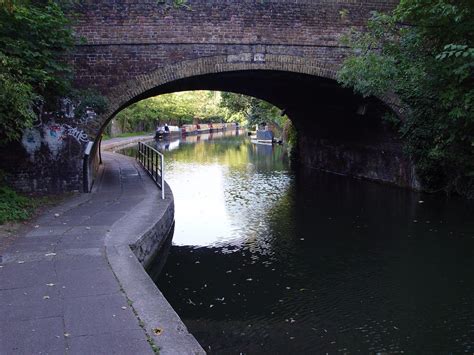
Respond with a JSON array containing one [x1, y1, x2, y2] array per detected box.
[[118, 132, 474, 354]]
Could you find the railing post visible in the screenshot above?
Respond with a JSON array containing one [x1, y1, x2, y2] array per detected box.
[[161, 154, 165, 200], [136, 141, 165, 200]]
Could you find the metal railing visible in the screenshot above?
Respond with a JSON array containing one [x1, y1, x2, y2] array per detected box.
[[137, 141, 165, 199]]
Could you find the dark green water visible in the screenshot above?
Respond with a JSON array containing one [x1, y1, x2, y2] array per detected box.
[[119, 132, 473, 354]]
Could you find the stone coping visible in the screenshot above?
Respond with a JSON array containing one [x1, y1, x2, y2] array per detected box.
[[100, 154, 205, 354]]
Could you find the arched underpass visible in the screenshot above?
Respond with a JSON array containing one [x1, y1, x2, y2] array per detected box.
[[89, 68, 417, 192]]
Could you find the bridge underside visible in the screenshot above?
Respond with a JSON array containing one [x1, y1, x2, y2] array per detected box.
[[107, 70, 418, 189]]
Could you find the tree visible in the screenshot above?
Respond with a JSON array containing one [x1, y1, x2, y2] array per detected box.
[[219, 92, 288, 130], [113, 91, 229, 132], [0, 0, 74, 143], [338, 0, 474, 196]]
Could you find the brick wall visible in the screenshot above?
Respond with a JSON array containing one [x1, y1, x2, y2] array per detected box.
[[71, 0, 398, 93], [2, 0, 409, 193]]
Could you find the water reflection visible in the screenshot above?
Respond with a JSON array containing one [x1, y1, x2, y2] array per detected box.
[[155, 131, 290, 247], [118, 133, 474, 354]]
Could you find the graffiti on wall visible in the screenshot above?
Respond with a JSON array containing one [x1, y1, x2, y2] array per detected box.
[[21, 128, 42, 158], [21, 97, 99, 160], [22, 120, 92, 159], [62, 124, 89, 143]]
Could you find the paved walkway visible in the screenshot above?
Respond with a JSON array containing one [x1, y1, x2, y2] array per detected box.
[[0, 151, 202, 354]]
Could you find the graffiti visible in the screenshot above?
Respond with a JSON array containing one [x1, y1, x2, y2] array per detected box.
[[43, 123, 65, 158], [21, 97, 95, 160], [44, 123, 89, 144], [62, 124, 89, 143], [21, 128, 42, 158], [21, 122, 90, 159]]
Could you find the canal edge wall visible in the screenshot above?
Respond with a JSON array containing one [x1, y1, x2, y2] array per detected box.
[[101, 135, 155, 152], [102, 154, 205, 354]]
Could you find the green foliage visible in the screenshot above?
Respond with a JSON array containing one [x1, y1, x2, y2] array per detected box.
[[112, 91, 291, 138], [72, 89, 108, 118], [114, 91, 227, 132], [338, 0, 474, 196], [0, 0, 74, 143], [220, 92, 289, 132], [0, 67, 37, 142], [0, 185, 32, 224]]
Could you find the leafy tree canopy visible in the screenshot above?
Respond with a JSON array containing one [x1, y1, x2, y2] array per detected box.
[[338, 0, 474, 196], [112, 91, 290, 134], [219, 92, 288, 130], [0, 0, 74, 143]]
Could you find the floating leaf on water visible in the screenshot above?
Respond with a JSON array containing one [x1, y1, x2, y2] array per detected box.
[[187, 298, 196, 305]]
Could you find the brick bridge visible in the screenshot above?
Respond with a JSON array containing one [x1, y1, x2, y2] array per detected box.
[[2, 0, 419, 193]]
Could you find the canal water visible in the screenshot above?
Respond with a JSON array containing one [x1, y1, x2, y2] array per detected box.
[[118, 131, 473, 354]]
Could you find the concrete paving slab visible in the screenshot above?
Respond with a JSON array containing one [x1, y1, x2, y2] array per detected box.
[[64, 293, 139, 337], [0, 283, 61, 305], [25, 226, 71, 238], [55, 233, 105, 250], [58, 267, 120, 299], [0, 296, 63, 322], [0, 261, 57, 290], [86, 211, 127, 226], [54, 254, 108, 271], [0, 317, 66, 355], [68, 329, 154, 355], [3, 239, 59, 254], [0, 250, 57, 264], [66, 225, 111, 237], [40, 215, 92, 227]]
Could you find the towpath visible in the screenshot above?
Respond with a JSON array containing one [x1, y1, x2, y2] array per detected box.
[[0, 142, 203, 354]]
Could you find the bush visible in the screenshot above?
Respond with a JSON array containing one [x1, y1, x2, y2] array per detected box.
[[0, 185, 33, 224]]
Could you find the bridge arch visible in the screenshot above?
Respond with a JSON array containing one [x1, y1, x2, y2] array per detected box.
[[103, 54, 338, 123], [85, 53, 415, 193], [95, 54, 403, 138]]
